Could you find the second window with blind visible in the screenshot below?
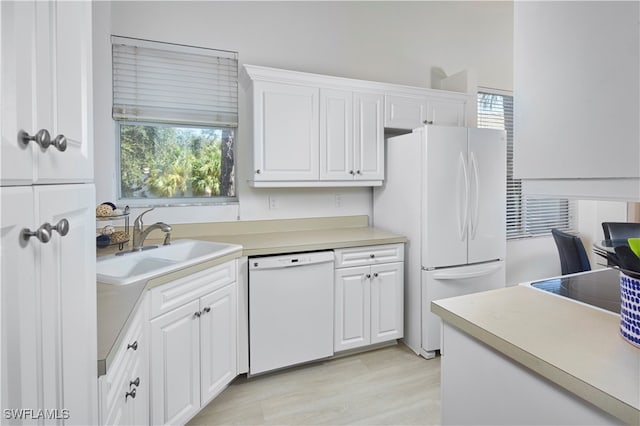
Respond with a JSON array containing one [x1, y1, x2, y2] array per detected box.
[[112, 36, 238, 203], [477, 90, 575, 239]]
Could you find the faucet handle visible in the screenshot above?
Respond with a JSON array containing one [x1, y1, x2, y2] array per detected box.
[[134, 207, 155, 228]]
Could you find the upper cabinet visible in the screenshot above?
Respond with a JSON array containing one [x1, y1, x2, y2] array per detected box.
[[243, 65, 469, 188], [384, 93, 466, 130], [514, 2, 640, 200], [1, 1, 93, 186]]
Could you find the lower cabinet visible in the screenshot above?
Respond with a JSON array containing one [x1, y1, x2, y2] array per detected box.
[[334, 244, 404, 352], [149, 264, 237, 426], [99, 301, 149, 426]]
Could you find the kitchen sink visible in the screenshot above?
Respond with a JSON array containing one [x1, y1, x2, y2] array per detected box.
[[97, 239, 242, 286]]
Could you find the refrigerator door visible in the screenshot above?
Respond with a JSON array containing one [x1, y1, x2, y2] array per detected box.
[[422, 126, 469, 268], [421, 261, 506, 354], [468, 128, 507, 263]]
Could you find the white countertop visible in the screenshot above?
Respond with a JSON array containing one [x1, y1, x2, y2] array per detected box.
[[431, 284, 640, 425]]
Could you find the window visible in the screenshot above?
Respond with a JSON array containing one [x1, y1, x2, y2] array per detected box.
[[112, 36, 238, 203], [477, 91, 575, 239]]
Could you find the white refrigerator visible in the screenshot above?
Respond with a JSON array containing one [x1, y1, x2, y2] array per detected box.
[[373, 125, 506, 358]]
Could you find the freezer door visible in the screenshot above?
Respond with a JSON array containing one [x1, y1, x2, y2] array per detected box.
[[467, 128, 507, 264], [422, 126, 469, 268], [422, 261, 505, 353]]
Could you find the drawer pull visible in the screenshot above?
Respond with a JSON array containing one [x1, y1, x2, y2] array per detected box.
[[194, 311, 201, 318], [370, 254, 375, 258], [129, 377, 140, 388], [373, 272, 379, 278], [127, 341, 138, 351], [366, 273, 371, 279], [202, 306, 211, 314], [125, 388, 136, 401]]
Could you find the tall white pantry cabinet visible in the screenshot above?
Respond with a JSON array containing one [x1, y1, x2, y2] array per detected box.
[[1, 1, 97, 425]]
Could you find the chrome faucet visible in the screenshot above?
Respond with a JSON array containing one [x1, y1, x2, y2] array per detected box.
[[131, 208, 172, 251]]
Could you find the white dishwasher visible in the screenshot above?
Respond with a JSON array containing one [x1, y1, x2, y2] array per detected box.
[[249, 251, 334, 375]]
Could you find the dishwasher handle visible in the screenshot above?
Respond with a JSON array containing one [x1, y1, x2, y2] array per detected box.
[[250, 251, 335, 270]]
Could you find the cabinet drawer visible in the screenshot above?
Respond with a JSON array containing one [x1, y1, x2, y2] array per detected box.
[[334, 243, 404, 268], [100, 303, 147, 425], [149, 261, 236, 319]]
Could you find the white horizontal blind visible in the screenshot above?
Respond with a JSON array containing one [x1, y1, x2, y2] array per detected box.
[[112, 36, 238, 127], [477, 91, 574, 239]]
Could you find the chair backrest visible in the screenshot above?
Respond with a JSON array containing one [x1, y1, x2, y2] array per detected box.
[[551, 228, 591, 275], [601, 222, 640, 241]]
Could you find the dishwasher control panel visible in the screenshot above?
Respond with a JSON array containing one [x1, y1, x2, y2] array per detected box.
[[250, 251, 334, 270]]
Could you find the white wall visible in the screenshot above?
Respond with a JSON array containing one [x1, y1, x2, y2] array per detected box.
[[94, 1, 513, 222]]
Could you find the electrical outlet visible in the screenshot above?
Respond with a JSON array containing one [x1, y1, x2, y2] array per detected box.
[[269, 196, 277, 210], [334, 193, 342, 208]]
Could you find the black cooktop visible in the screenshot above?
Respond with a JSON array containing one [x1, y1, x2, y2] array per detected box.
[[530, 268, 621, 314]]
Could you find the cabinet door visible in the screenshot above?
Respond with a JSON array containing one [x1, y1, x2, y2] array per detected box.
[[200, 284, 237, 406], [0, 187, 39, 414], [370, 262, 404, 344], [426, 97, 466, 127], [320, 89, 353, 180], [34, 0, 93, 183], [1, 1, 36, 185], [36, 184, 97, 424], [353, 92, 384, 181], [150, 300, 201, 426], [334, 266, 371, 352], [0, 1, 93, 185], [252, 81, 319, 181], [384, 95, 428, 130]]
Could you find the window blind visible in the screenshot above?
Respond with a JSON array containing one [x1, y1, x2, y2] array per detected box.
[[477, 91, 574, 239], [112, 36, 238, 127]]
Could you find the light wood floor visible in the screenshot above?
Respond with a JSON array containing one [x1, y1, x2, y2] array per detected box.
[[187, 343, 441, 425]]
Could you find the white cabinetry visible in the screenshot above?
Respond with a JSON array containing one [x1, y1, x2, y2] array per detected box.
[[1, 184, 97, 424], [1, 1, 96, 422], [384, 92, 467, 130], [514, 1, 640, 200], [333, 244, 404, 352], [252, 81, 319, 182], [1, 0, 93, 186], [99, 302, 149, 426], [320, 90, 384, 182], [245, 65, 385, 187], [149, 262, 237, 426]]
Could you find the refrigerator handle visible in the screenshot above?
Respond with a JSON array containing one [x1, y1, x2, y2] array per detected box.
[[457, 152, 469, 242], [432, 263, 503, 280], [469, 151, 480, 240]]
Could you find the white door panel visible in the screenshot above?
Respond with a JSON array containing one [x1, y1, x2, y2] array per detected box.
[[468, 128, 507, 263], [422, 126, 468, 268], [422, 261, 505, 352]]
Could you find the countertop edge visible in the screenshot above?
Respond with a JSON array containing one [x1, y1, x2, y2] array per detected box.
[[431, 293, 640, 426]]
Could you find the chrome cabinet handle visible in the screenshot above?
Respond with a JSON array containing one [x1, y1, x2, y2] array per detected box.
[[50, 134, 67, 152], [127, 341, 138, 351], [194, 311, 201, 318], [202, 306, 211, 314], [255, 169, 261, 174], [20, 219, 69, 243], [349, 170, 354, 175], [373, 272, 379, 278], [366, 273, 371, 279], [125, 388, 136, 401], [129, 377, 140, 388], [21, 225, 52, 243], [51, 219, 69, 237], [370, 254, 375, 258], [18, 129, 67, 151], [423, 120, 433, 125], [356, 170, 361, 175]]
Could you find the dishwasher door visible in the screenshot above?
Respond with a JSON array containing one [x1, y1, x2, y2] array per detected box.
[[249, 251, 334, 375]]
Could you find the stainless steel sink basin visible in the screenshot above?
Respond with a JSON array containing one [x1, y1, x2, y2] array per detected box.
[[97, 239, 242, 285]]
